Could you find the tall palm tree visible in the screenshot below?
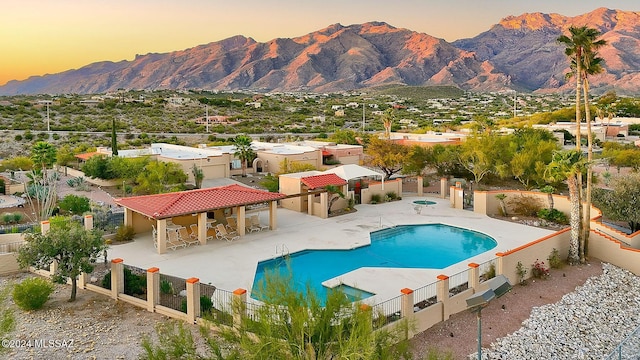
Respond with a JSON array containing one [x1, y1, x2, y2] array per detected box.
[[232, 135, 256, 176], [579, 50, 606, 261], [557, 26, 606, 263], [382, 108, 394, 140], [545, 150, 586, 265]]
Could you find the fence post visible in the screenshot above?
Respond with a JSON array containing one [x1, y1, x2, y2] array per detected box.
[[468, 263, 480, 291], [111, 258, 124, 300], [77, 272, 88, 290], [401, 288, 415, 338], [84, 214, 93, 231], [436, 274, 450, 320], [232, 288, 247, 329], [359, 303, 373, 332], [186, 277, 200, 324], [440, 178, 448, 199], [49, 260, 58, 278], [495, 253, 505, 276], [147, 267, 160, 313], [40, 220, 50, 234]]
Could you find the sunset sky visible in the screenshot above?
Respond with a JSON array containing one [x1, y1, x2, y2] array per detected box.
[[2, 0, 639, 86]]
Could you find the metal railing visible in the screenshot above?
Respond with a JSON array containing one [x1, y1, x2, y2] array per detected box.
[[87, 262, 111, 289], [478, 258, 497, 282], [371, 294, 403, 329], [448, 268, 469, 296], [604, 323, 640, 360], [412, 282, 437, 312], [159, 273, 187, 312], [123, 264, 147, 300]]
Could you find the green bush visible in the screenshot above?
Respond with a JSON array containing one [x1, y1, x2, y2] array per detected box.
[[102, 268, 146, 295], [160, 280, 173, 295], [115, 225, 136, 242], [537, 208, 568, 224], [483, 263, 496, 280], [384, 191, 398, 201], [58, 194, 91, 214], [370, 194, 382, 204], [12, 277, 54, 311], [547, 248, 564, 269], [180, 295, 213, 314]]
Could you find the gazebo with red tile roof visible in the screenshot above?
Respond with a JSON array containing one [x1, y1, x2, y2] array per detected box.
[[115, 184, 286, 254], [300, 173, 347, 190]]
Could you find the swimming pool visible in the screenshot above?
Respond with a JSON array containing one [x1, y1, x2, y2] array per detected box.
[[251, 224, 497, 303]]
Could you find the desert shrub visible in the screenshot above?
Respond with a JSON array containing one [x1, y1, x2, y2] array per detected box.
[[531, 259, 550, 279], [12, 277, 54, 310], [370, 194, 382, 204], [58, 194, 91, 214], [1, 213, 13, 224], [160, 280, 174, 295], [115, 225, 135, 242], [482, 263, 496, 280], [537, 208, 568, 224], [547, 248, 564, 269], [11, 213, 22, 223], [102, 268, 146, 295], [516, 261, 528, 285], [384, 191, 398, 201], [180, 295, 213, 314], [507, 194, 543, 217]]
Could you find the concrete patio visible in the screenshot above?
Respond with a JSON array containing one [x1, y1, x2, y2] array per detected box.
[[107, 195, 555, 304]]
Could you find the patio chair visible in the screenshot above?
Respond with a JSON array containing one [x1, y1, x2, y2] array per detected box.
[[225, 217, 238, 231], [166, 229, 187, 250], [178, 227, 200, 247], [250, 215, 269, 231], [245, 217, 260, 233], [215, 224, 239, 242]]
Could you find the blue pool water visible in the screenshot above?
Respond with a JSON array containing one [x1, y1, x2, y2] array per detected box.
[[251, 224, 497, 303], [413, 200, 437, 205]]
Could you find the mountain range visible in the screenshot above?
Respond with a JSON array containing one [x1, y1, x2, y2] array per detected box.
[[1, 7, 639, 96]]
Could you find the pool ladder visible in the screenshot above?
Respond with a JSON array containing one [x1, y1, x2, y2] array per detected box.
[[276, 244, 290, 257]]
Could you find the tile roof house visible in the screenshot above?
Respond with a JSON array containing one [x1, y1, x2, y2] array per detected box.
[[115, 185, 286, 254]]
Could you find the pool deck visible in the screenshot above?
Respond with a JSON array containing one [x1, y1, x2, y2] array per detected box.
[[108, 195, 555, 305]]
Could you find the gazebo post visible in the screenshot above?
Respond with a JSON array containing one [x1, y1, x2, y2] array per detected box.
[[157, 219, 167, 254], [197, 212, 208, 244]]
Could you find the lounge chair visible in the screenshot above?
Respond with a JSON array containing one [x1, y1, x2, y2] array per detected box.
[[166, 229, 187, 250], [152, 225, 158, 249], [215, 224, 239, 242], [250, 215, 269, 231], [225, 217, 238, 231], [245, 217, 260, 233], [178, 227, 200, 246]]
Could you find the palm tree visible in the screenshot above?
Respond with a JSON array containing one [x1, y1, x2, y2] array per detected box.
[[382, 108, 394, 140], [561, 27, 607, 261], [545, 150, 586, 265], [232, 135, 256, 177], [558, 26, 607, 263]]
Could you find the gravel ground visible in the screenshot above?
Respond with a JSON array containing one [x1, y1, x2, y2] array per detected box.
[[1, 272, 167, 360], [411, 259, 605, 359]]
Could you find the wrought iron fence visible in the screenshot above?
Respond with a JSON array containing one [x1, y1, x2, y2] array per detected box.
[[159, 273, 187, 312], [123, 264, 147, 300], [371, 295, 403, 329], [199, 283, 233, 325], [448, 269, 469, 296], [412, 281, 437, 312], [604, 323, 640, 360], [87, 262, 111, 289], [0, 223, 39, 234], [478, 258, 497, 283]]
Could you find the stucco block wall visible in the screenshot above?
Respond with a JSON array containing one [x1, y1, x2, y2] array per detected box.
[[360, 179, 402, 204]]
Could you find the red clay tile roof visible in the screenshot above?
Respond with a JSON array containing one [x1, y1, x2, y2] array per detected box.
[[114, 184, 285, 219], [75, 152, 105, 161], [300, 173, 347, 190]]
